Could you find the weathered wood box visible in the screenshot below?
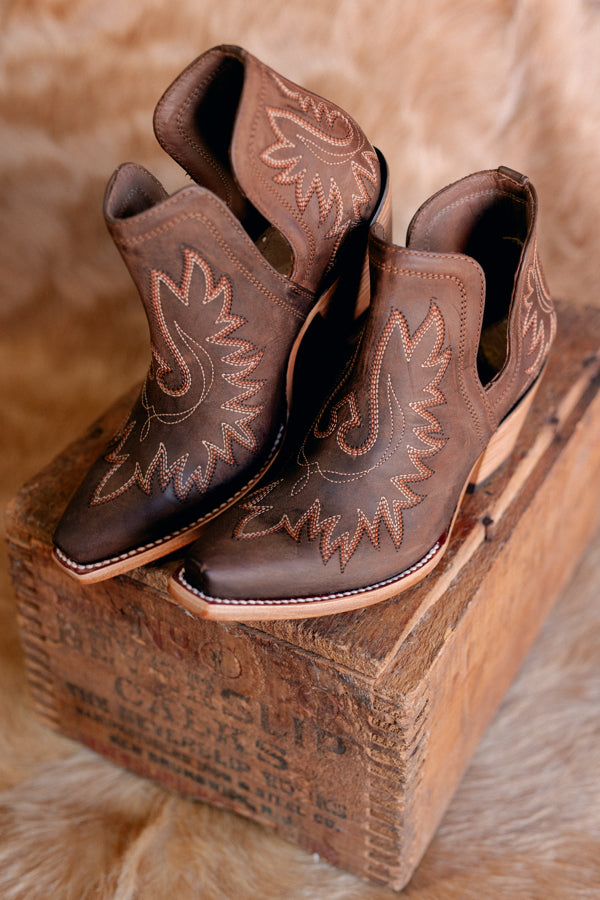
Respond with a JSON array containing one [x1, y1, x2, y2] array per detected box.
[[7, 302, 600, 890]]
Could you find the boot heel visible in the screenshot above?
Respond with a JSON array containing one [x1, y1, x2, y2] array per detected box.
[[470, 375, 541, 487]]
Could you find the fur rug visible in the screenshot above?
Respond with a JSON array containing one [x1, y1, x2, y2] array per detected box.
[[1, 0, 600, 896]]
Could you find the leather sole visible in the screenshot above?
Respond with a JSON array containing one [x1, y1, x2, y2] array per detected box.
[[167, 372, 542, 620], [53, 161, 392, 585]]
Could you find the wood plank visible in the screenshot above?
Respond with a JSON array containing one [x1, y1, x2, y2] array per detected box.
[[380, 376, 600, 887], [6, 300, 600, 890]]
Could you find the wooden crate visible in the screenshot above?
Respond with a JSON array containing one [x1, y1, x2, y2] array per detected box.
[[6, 302, 600, 890]]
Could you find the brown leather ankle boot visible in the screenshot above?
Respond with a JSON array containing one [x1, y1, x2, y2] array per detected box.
[[169, 166, 556, 620], [53, 45, 389, 582]]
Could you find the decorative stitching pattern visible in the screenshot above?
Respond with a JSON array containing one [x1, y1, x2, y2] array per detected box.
[[232, 303, 450, 570], [521, 243, 557, 376], [371, 249, 490, 449], [259, 74, 378, 247], [91, 248, 266, 506], [113, 197, 311, 319], [53, 422, 285, 574]]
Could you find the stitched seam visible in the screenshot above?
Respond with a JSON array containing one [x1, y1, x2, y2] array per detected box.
[[115, 207, 310, 320], [421, 188, 527, 251], [113, 185, 160, 219], [372, 258, 487, 447], [491, 237, 554, 410], [155, 59, 236, 205], [54, 423, 285, 574], [91, 249, 267, 506], [234, 302, 450, 570], [177, 62, 235, 205], [176, 537, 444, 606], [113, 187, 313, 298], [249, 66, 317, 271]]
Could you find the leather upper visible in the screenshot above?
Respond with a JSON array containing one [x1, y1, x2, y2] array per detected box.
[[179, 168, 556, 605], [153, 45, 382, 291], [53, 45, 382, 570]]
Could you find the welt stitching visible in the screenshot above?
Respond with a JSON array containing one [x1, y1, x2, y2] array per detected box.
[[177, 537, 444, 606], [54, 423, 286, 574]]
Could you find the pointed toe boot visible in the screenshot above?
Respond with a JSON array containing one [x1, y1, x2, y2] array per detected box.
[[53, 45, 390, 582], [169, 166, 557, 620]]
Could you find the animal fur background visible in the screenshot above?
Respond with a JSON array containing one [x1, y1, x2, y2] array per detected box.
[[1, 0, 600, 897]]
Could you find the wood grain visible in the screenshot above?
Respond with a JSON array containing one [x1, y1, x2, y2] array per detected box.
[[7, 301, 600, 889]]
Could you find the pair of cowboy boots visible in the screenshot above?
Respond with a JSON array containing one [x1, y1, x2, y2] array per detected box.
[[53, 45, 557, 621]]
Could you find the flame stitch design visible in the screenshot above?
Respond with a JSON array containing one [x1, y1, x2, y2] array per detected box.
[[234, 303, 451, 569], [259, 74, 379, 243], [90, 249, 266, 505], [521, 244, 556, 376]]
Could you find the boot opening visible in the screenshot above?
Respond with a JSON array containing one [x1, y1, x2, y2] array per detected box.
[[190, 55, 249, 216], [463, 191, 529, 385], [155, 49, 294, 276], [194, 52, 293, 274], [408, 173, 532, 385], [104, 164, 169, 220]]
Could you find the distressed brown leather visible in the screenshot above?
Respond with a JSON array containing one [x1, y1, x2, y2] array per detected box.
[[53, 45, 382, 577], [173, 167, 556, 613]]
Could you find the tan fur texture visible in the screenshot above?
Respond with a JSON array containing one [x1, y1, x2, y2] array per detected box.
[[1, 0, 600, 896]]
